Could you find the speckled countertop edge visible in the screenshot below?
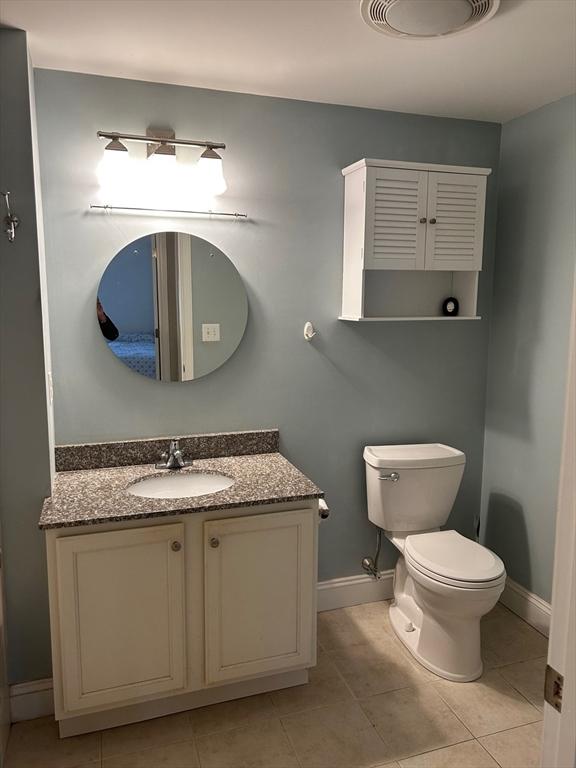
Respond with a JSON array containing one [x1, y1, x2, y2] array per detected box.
[[39, 452, 323, 530]]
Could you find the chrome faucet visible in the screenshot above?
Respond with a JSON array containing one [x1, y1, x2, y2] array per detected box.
[[156, 439, 193, 470]]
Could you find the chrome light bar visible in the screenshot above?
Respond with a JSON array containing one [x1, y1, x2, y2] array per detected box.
[[97, 130, 225, 150]]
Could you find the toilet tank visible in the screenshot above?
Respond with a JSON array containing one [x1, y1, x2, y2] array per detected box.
[[364, 444, 465, 533]]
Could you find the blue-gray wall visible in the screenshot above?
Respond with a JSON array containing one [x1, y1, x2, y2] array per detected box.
[[30, 69, 501, 684], [481, 95, 576, 602], [0, 30, 53, 685]]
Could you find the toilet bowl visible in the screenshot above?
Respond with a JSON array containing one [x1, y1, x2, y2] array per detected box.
[[391, 529, 505, 680], [364, 444, 506, 681]]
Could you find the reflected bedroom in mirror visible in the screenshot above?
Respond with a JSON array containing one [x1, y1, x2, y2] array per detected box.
[[96, 232, 248, 382]]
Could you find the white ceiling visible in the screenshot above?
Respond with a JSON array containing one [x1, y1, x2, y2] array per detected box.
[[2, 0, 575, 123]]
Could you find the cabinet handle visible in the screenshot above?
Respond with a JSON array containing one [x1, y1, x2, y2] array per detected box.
[[419, 217, 427, 224], [429, 217, 437, 224], [209, 537, 220, 549], [171, 540, 182, 552]]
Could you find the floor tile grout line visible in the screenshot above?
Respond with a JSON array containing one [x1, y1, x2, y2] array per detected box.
[[191, 712, 280, 742], [440, 692, 544, 741], [101, 734, 197, 762], [277, 696, 394, 761], [323, 647, 361, 703], [101, 735, 200, 766], [481, 667, 545, 718], [475, 735, 507, 768], [496, 656, 547, 711], [192, 729, 204, 768], [391, 737, 490, 767], [428, 681, 480, 739], [477, 713, 545, 740], [277, 710, 304, 768]]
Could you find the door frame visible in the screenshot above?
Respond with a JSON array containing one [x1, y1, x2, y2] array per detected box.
[[541, 275, 576, 768], [176, 233, 194, 381], [152, 233, 172, 381]]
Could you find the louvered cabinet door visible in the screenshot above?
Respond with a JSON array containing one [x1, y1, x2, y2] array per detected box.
[[365, 167, 428, 270], [425, 172, 487, 271]]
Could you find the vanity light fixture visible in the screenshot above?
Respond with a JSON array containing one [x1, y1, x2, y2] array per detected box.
[[94, 129, 240, 216], [97, 129, 228, 196]]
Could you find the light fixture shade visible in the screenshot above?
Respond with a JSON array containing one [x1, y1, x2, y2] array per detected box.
[[151, 142, 176, 157], [104, 138, 128, 152], [196, 148, 227, 196], [97, 142, 130, 189]]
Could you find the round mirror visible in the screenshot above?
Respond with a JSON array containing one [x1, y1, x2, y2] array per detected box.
[[97, 232, 248, 381]]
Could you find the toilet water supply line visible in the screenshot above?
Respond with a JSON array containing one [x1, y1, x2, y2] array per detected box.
[[362, 528, 383, 579]]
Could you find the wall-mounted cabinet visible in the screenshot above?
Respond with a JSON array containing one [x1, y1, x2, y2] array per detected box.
[[340, 159, 491, 321]]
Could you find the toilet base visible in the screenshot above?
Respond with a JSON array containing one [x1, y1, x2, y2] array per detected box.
[[389, 556, 502, 682], [389, 602, 483, 682]]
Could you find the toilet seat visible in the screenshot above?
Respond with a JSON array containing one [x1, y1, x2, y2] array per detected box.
[[405, 530, 505, 589]]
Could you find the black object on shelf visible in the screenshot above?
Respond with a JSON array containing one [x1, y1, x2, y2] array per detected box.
[[442, 297, 460, 317]]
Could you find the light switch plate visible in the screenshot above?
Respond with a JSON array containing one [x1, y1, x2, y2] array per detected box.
[[202, 323, 221, 342]]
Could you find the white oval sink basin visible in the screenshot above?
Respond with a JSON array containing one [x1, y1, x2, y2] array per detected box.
[[128, 472, 234, 499]]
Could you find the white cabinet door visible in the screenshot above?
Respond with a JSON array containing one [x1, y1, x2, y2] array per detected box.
[[204, 509, 315, 684], [365, 167, 428, 270], [56, 524, 186, 712], [425, 172, 487, 271]]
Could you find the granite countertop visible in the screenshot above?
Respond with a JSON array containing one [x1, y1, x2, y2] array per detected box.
[[39, 452, 324, 530]]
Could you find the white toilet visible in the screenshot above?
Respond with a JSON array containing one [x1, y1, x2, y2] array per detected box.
[[364, 443, 506, 682]]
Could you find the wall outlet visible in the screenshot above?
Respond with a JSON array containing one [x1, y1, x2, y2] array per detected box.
[[202, 323, 221, 342]]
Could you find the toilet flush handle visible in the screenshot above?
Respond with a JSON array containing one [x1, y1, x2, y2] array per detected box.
[[379, 472, 400, 482]]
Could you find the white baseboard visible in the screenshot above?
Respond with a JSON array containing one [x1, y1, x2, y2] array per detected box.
[[499, 577, 551, 637], [10, 678, 54, 722], [317, 570, 395, 612], [10, 572, 395, 722]]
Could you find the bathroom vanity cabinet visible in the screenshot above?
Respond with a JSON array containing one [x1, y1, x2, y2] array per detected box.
[[340, 158, 491, 321], [45, 500, 318, 736]]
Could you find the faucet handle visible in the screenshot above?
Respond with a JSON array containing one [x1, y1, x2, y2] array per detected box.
[[169, 438, 180, 452]]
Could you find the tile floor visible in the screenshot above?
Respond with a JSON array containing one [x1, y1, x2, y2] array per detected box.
[[6, 601, 548, 768]]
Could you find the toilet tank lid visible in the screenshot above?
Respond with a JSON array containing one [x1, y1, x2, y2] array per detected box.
[[363, 443, 465, 469]]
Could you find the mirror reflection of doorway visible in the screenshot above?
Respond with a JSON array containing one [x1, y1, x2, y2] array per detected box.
[[153, 232, 195, 382]]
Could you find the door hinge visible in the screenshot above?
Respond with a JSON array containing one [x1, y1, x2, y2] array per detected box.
[[544, 664, 564, 712]]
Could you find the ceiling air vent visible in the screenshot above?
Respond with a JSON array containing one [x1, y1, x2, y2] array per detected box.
[[360, 0, 500, 39]]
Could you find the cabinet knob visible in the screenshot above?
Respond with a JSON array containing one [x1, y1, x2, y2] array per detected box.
[[171, 540, 182, 552], [429, 217, 437, 224], [419, 217, 427, 224], [209, 537, 220, 549]]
